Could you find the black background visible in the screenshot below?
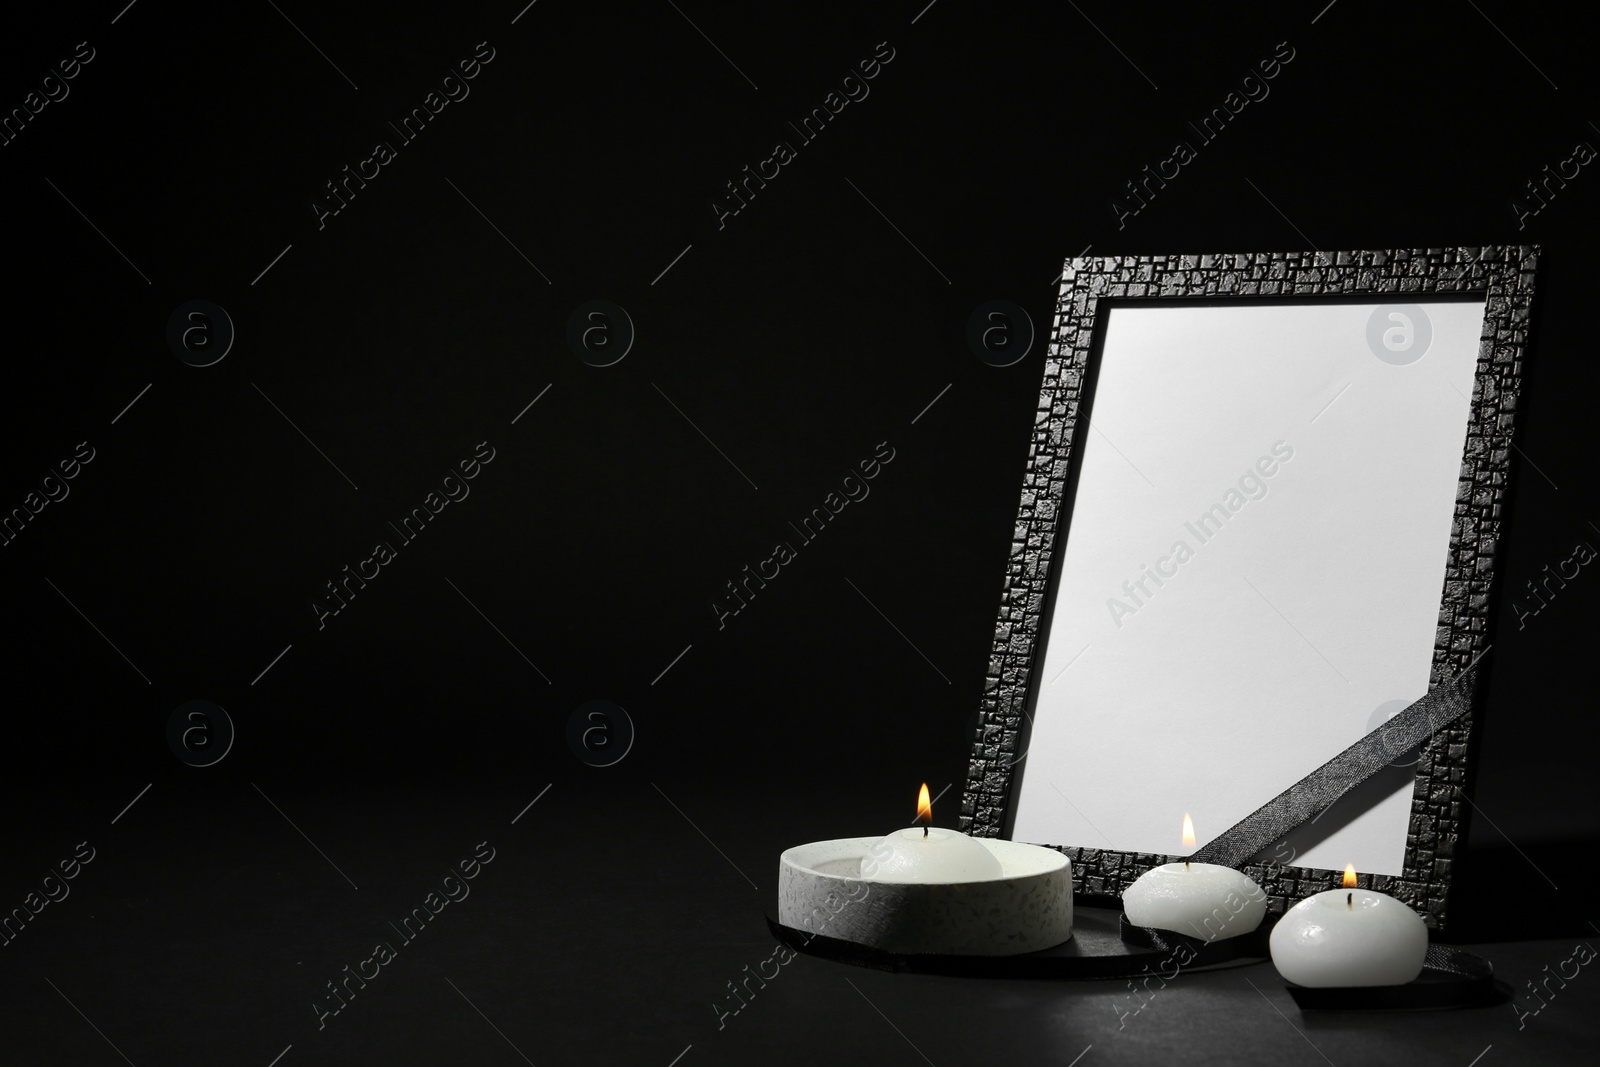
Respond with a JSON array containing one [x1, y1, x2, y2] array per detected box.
[[1, 1, 1597, 1064]]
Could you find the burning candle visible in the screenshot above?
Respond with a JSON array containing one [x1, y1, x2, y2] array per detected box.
[[1269, 865, 1429, 987], [779, 780, 1073, 954], [1121, 814, 1267, 941], [860, 783, 1004, 883]]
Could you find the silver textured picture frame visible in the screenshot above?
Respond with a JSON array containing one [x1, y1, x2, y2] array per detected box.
[[959, 246, 1540, 930]]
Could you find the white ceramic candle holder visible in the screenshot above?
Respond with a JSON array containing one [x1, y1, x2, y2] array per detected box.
[[778, 836, 1073, 956]]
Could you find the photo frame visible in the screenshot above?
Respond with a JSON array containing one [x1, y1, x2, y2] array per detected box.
[[959, 247, 1540, 930]]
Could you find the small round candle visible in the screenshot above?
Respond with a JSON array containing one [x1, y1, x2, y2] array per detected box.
[[1121, 814, 1266, 941], [859, 783, 1003, 884], [1270, 866, 1428, 987], [863, 826, 1005, 883]]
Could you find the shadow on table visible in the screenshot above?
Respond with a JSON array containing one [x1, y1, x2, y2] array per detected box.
[[1443, 838, 1600, 943]]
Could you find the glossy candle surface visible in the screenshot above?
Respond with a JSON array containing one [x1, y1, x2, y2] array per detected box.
[[1122, 862, 1266, 941], [1270, 888, 1429, 987], [860, 826, 1005, 883]]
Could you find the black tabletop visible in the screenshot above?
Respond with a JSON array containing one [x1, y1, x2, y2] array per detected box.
[[0, 778, 1591, 1066]]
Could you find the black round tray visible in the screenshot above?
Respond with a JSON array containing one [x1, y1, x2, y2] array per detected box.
[[767, 905, 1266, 980], [1283, 945, 1499, 1011], [769, 905, 1499, 1009]]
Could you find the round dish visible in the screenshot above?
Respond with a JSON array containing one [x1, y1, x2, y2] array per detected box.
[[777, 836, 1073, 956]]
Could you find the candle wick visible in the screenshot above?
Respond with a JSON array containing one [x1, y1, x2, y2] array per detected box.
[[1185, 860, 1190, 872], [1347, 891, 1352, 908], [923, 825, 928, 838]]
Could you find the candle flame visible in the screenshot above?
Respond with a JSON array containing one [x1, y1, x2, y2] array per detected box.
[[1182, 812, 1196, 850], [1343, 864, 1358, 889], [916, 782, 932, 825]]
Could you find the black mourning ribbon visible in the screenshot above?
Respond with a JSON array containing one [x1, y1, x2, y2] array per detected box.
[[1188, 666, 1479, 868]]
